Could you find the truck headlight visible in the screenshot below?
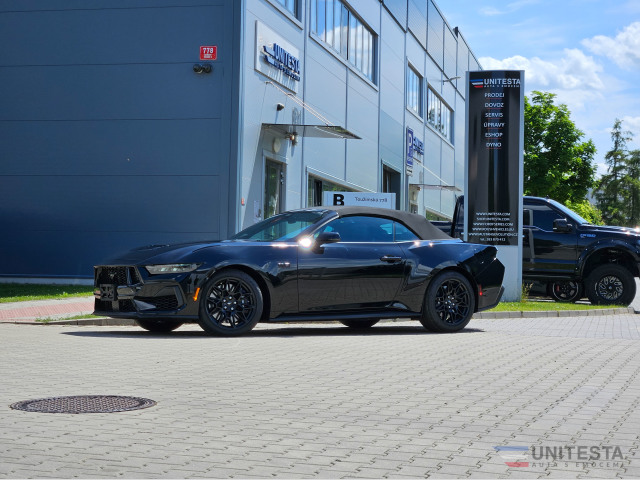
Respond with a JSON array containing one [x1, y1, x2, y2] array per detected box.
[[145, 263, 199, 275]]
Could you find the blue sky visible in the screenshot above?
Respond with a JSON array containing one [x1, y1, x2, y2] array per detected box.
[[438, 0, 640, 175]]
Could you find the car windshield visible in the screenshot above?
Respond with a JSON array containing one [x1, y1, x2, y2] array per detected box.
[[231, 210, 329, 242], [548, 199, 590, 225]]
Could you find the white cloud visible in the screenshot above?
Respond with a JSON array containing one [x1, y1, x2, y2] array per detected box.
[[582, 22, 640, 70], [621, 116, 640, 136], [479, 48, 604, 93], [479, 0, 540, 16]]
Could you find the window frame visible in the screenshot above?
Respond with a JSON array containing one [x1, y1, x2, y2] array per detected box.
[[426, 86, 453, 143], [406, 64, 423, 118], [310, 0, 377, 84]]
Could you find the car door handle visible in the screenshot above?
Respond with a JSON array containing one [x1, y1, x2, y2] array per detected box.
[[380, 255, 402, 264]]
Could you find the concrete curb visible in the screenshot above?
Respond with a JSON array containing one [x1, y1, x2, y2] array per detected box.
[[3, 306, 637, 326], [473, 306, 637, 319]]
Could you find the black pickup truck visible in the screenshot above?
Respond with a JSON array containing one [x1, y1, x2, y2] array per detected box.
[[434, 196, 640, 305]]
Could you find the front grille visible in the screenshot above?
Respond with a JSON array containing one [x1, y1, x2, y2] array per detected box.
[[94, 299, 136, 313], [95, 266, 141, 285], [136, 295, 179, 311]]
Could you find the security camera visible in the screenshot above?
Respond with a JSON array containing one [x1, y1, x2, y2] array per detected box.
[[193, 63, 212, 74]]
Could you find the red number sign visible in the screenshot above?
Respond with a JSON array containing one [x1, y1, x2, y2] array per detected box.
[[199, 46, 217, 61]]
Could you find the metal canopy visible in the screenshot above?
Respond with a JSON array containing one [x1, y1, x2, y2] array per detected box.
[[262, 123, 361, 140], [410, 184, 462, 192]]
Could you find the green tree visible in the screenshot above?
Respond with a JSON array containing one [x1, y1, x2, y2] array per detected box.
[[595, 119, 633, 225], [625, 149, 640, 226], [565, 199, 603, 225], [524, 91, 597, 204]]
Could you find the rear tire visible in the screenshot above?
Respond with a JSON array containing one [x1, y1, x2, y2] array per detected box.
[[198, 269, 264, 336], [420, 271, 475, 332], [340, 319, 379, 329], [585, 264, 636, 306], [134, 319, 183, 333], [547, 280, 582, 303]]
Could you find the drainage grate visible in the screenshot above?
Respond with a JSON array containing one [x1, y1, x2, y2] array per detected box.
[[10, 395, 156, 414]]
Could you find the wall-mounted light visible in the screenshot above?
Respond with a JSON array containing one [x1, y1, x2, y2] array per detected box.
[[276, 103, 285, 111], [193, 63, 212, 74], [288, 133, 298, 146]]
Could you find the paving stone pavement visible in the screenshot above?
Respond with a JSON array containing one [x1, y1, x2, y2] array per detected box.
[[1, 314, 640, 479]]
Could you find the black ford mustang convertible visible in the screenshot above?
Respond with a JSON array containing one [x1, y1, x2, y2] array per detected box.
[[94, 206, 504, 335]]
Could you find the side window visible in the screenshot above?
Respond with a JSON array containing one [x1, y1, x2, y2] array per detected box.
[[317, 216, 394, 242], [528, 204, 564, 231], [394, 222, 420, 241]]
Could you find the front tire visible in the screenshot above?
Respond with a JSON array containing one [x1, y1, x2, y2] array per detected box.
[[547, 280, 582, 303], [420, 271, 475, 332], [198, 269, 264, 336], [134, 319, 183, 333], [340, 319, 379, 329], [585, 264, 636, 306]]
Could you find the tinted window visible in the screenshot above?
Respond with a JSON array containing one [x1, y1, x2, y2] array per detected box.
[[527, 204, 563, 231], [394, 222, 420, 241], [318, 216, 394, 242], [232, 211, 326, 241]]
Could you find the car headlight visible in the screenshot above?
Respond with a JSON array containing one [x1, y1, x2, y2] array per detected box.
[[145, 263, 200, 275]]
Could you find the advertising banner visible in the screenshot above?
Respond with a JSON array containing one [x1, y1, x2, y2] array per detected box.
[[466, 70, 524, 246]]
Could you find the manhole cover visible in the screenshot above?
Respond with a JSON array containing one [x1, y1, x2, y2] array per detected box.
[[10, 395, 156, 414]]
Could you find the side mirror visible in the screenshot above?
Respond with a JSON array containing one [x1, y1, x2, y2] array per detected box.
[[316, 231, 341, 246], [553, 218, 573, 233]]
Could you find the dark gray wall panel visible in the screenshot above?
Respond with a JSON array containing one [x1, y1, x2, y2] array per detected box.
[[0, 175, 221, 233], [0, 119, 223, 176], [0, 0, 237, 278], [0, 5, 228, 66], [0, 65, 225, 121]]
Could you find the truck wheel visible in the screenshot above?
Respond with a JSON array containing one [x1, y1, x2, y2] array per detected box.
[[547, 281, 582, 303], [585, 265, 636, 306]]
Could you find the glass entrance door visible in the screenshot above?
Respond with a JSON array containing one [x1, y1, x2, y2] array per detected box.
[[264, 160, 284, 219]]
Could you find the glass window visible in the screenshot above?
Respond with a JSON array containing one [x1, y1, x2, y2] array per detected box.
[[318, 216, 395, 243], [308, 176, 354, 206], [325, 0, 334, 46], [274, 0, 298, 17], [394, 222, 420, 241], [427, 86, 453, 142], [527, 204, 564, 231], [232, 211, 325, 242], [407, 66, 422, 116], [311, 0, 375, 82]]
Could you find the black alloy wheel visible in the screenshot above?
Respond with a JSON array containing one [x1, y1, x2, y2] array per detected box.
[[198, 269, 264, 336], [585, 264, 636, 306], [339, 319, 380, 329], [420, 271, 475, 332], [547, 280, 583, 303], [134, 319, 184, 333]]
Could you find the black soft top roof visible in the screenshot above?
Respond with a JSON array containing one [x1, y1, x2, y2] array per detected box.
[[320, 205, 452, 240]]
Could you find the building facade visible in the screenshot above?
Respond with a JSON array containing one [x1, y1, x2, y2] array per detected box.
[[0, 0, 480, 280]]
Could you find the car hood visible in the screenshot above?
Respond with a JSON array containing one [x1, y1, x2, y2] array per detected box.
[[581, 225, 640, 238], [99, 240, 234, 265]]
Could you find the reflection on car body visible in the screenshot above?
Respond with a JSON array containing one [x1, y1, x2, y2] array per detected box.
[[94, 206, 505, 335]]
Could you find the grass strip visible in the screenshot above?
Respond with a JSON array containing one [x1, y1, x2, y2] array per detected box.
[[0, 283, 94, 303]]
